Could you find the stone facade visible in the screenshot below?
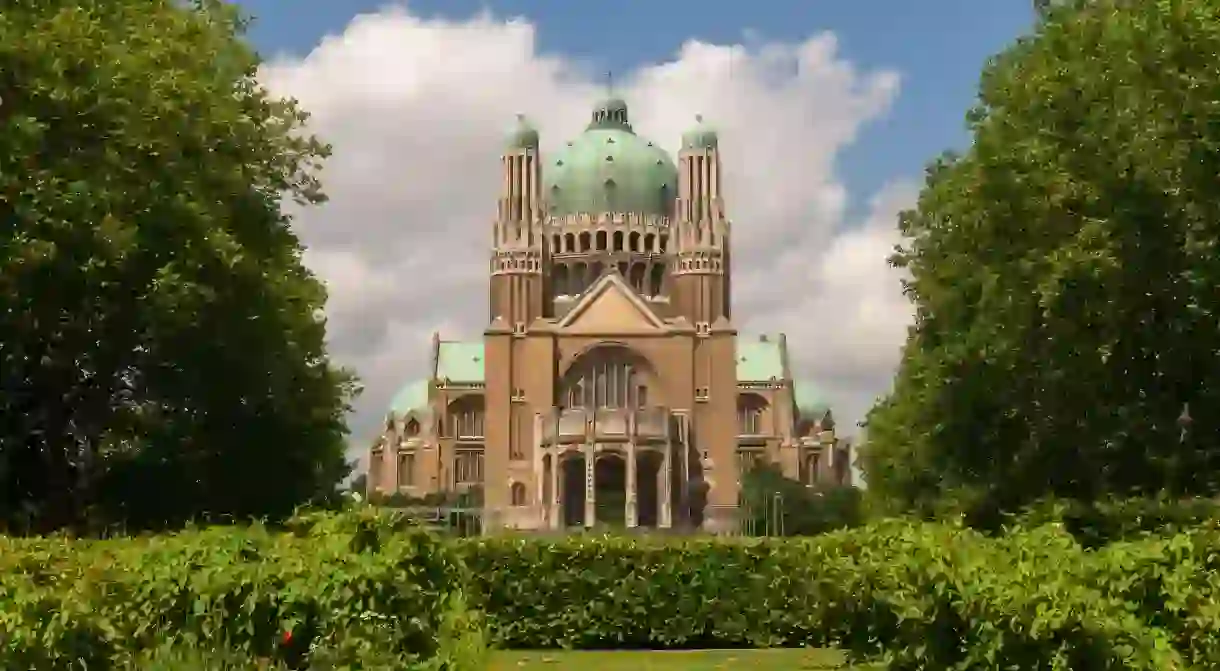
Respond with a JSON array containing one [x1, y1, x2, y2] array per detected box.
[[367, 98, 850, 531]]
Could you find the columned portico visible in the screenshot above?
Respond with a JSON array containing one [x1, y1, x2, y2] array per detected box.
[[539, 407, 677, 530]]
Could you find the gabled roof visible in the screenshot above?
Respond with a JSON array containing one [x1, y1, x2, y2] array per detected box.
[[434, 341, 485, 382], [557, 271, 667, 332], [735, 335, 786, 381]]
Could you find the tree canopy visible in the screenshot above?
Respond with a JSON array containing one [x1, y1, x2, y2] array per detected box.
[[861, 0, 1220, 524], [0, 0, 354, 532]]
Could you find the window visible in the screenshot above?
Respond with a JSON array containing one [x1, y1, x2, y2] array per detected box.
[[449, 399, 485, 439], [561, 348, 649, 409], [803, 453, 822, 485], [737, 450, 763, 475], [369, 450, 383, 490], [737, 395, 766, 435], [511, 482, 527, 506], [404, 418, 420, 437], [455, 449, 484, 485], [397, 452, 415, 488]]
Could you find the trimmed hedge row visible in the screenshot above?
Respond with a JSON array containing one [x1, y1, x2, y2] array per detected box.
[[460, 520, 1220, 670], [0, 508, 485, 670], [3, 510, 1218, 670]]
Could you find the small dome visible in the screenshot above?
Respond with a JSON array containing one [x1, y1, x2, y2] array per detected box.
[[681, 114, 718, 151], [544, 98, 678, 216], [793, 379, 830, 419], [507, 114, 539, 149], [389, 379, 431, 418]]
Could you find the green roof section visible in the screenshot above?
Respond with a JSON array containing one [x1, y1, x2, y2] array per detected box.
[[681, 114, 719, 151], [735, 337, 785, 382], [389, 378, 430, 416], [794, 378, 830, 416], [436, 341, 485, 382], [507, 113, 539, 150], [544, 98, 678, 217]]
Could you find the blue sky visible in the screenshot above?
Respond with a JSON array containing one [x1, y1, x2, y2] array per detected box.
[[239, 0, 1037, 220], [246, 1, 1040, 449]]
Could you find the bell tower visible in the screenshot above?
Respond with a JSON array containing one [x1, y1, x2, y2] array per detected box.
[[672, 115, 730, 325], [490, 114, 545, 327]]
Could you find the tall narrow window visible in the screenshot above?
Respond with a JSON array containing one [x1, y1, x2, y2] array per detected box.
[[397, 452, 415, 487]]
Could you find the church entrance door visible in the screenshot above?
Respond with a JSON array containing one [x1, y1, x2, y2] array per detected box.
[[635, 451, 663, 528], [594, 452, 626, 527], [560, 454, 586, 527]]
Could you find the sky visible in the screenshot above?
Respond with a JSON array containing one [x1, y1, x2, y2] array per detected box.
[[234, 0, 1039, 466]]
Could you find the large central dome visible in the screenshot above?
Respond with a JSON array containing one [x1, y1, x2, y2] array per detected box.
[[544, 98, 678, 217]]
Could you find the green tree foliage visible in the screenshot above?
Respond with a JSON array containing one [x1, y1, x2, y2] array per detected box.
[[0, 0, 354, 532], [862, 0, 1220, 524], [739, 463, 863, 536]]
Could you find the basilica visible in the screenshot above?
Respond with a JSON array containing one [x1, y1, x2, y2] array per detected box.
[[367, 98, 850, 531]]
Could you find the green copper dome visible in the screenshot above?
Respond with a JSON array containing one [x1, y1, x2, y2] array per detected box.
[[793, 378, 830, 418], [507, 114, 539, 150], [544, 98, 678, 217], [681, 114, 718, 151]]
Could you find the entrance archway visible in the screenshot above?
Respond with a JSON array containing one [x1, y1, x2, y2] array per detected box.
[[594, 453, 626, 526], [636, 451, 663, 528], [560, 454, 586, 527]]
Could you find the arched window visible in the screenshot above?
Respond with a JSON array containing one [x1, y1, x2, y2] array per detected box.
[[553, 264, 570, 296], [510, 482, 527, 506], [644, 233, 656, 253], [648, 264, 664, 297], [659, 234, 668, 253], [629, 264, 646, 293], [404, 418, 420, 437], [564, 233, 576, 253], [573, 262, 588, 294], [561, 346, 651, 410], [629, 231, 641, 252], [737, 394, 767, 436], [579, 232, 592, 252], [596, 230, 608, 250], [613, 231, 624, 252], [447, 397, 485, 439]]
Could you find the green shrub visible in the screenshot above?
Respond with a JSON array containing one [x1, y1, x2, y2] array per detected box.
[[739, 463, 865, 536], [460, 520, 1201, 670], [1012, 496, 1220, 547], [0, 509, 484, 670]]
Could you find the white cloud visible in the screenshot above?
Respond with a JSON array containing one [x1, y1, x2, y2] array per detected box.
[[258, 5, 916, 463]]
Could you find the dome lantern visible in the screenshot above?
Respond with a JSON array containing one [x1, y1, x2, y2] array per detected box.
[[681, 113, 718, 151], [507, 113, 539, 150]]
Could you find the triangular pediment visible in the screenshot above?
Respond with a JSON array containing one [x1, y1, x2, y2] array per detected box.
[[558, 272, 667, 334]]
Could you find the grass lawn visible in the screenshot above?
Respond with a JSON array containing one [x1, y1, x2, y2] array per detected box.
[[489, 648, 871, 670]]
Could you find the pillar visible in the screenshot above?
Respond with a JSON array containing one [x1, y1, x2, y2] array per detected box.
[[626, 443, 638, 528], [584, 443, 596, 527], [549, 450, 561, 529], [533, 413, 544, 528], [660, 442, 673, 528]]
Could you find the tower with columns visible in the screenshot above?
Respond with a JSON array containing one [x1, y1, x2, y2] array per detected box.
[[367, 98, 851, 532]]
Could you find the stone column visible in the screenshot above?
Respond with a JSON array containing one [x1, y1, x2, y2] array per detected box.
[[549, 451, 561, 529], [659, 442, 672, 528], [625, 442, 638, 528], [533, 413, 544, 529], [584, 442, 596, 527]]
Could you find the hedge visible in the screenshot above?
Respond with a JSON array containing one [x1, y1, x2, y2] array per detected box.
[[460, 520, 1220, 670], [0, 508, 485, 670], [3, 510, 1218, 670]]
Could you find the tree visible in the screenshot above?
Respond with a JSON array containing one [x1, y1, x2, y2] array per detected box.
[[861, 0, 1220, 525], [739, 464, 863, 536], [0, 0, 354, 532]]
